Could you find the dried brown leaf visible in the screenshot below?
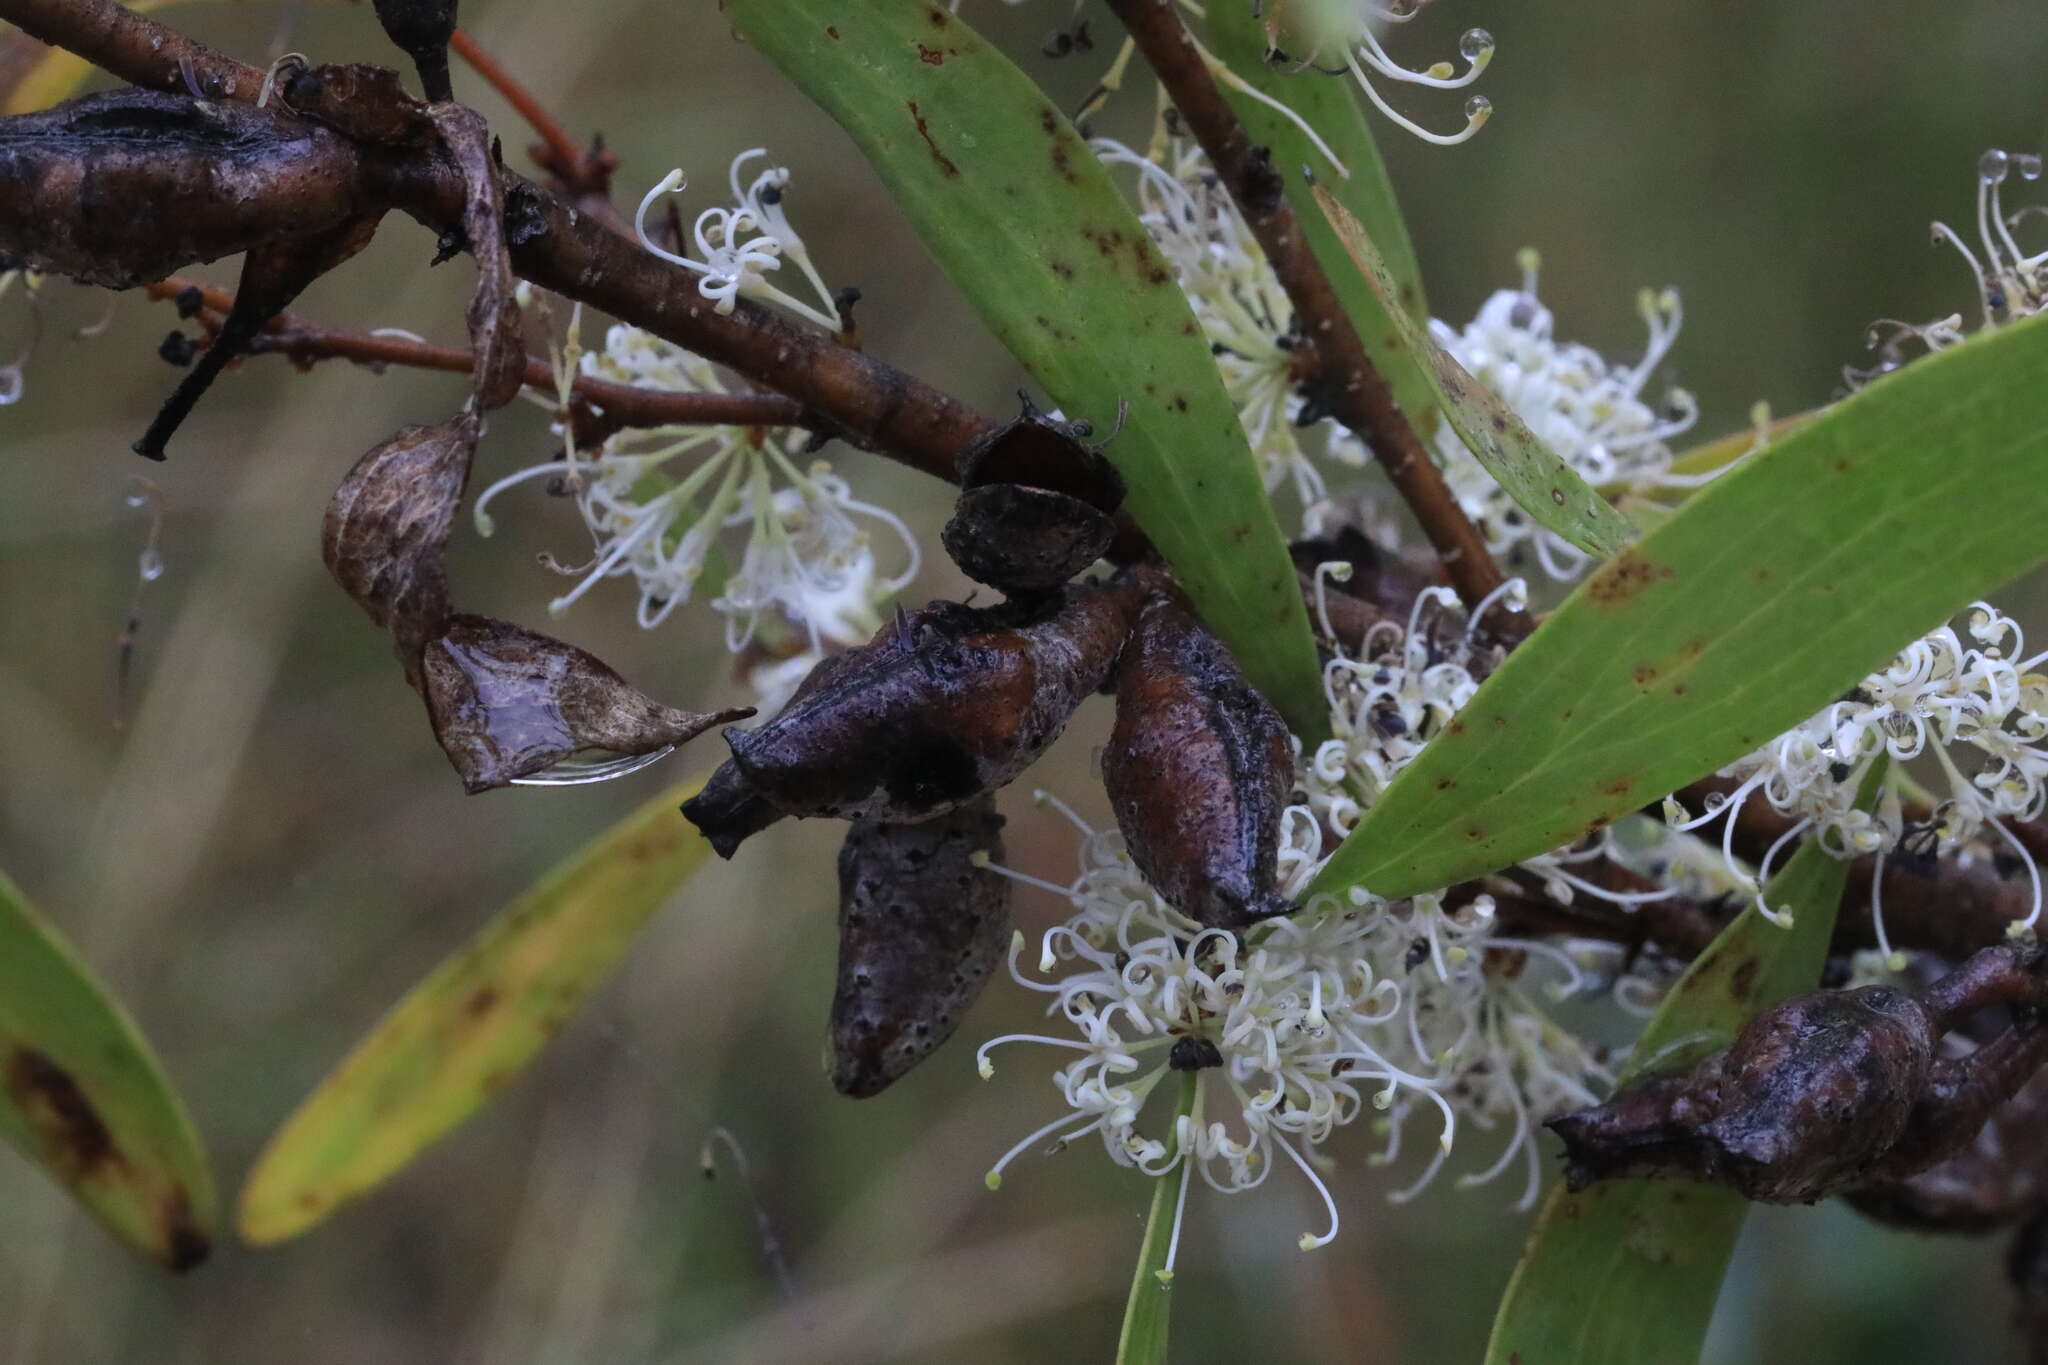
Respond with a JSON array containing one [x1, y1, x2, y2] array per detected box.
[[427, 103, 524, 409], [419, 614, 752, 793], [321, 413, 478, 658]]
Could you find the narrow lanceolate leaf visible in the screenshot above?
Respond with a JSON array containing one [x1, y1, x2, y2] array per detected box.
[[1315, 187, 1634, 560], [1318, 307, 2048, 899], [239, 777, 714, 1244], [1115, 1073, 1199, 1365], [1485, 770, 1878, 1365], [729, 0, 1327, 736], [1199, 3, 1439, 430], [0, 868, 215, 1270]]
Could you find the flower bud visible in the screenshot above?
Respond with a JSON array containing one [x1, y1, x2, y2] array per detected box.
[[829, 796, 1011, 1097], [1104, 592, 1295, 929]]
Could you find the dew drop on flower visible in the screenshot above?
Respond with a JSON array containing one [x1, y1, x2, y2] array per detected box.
[[2017, 153, 2044, 181], [1464, 95, 1493, 123], [1979, 148, 2010, 185], [1459, 29, 1495, 63]]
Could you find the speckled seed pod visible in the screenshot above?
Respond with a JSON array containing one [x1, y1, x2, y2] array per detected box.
[[1549, 985, 1937, 1204], [829, 796, 1012, 1097], [1103, 592, 1295, 930], [711, 575, 1145, 828], [940, 397, 1127, 597]]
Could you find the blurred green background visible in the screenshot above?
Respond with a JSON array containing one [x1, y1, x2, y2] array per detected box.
[[2, 1, 2044, 1361]]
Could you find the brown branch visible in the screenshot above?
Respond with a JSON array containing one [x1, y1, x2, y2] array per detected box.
[[142, 276, 807, 434], [1103, 0, 1512, 621], [448, 28, 617, 214], [0, 0, 1005, 491]]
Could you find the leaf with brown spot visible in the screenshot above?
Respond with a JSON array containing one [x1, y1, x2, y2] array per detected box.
[[1483, 768, 1880, 1365], [1198, 2, 1439, 430], [1314, 186, 1635, 561], [322, 413, 477, 659], [418, 614, 753, 793], [0, 867, 216, 1269], [1318, 308, 2048, 897], [238, 774, 718, 1244], [726, 0, 1327, 737]]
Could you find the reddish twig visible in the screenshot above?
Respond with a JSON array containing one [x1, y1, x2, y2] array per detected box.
[[447, 28, 617, 213], [1103, 0, 1513, 622], [142, 276, 807, 435]]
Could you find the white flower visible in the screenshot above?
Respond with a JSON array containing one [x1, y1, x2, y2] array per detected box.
[[474, 317, 917, 652], [633, 149, 841, 331], [1259, 0, 1495, 146], [1848, 149, 2047, 387], [1093, 136, 1329, 503], [979, 578, 1651, 1266], [1669, 602, 2048, 955], [1428, 251, 1702, 581]]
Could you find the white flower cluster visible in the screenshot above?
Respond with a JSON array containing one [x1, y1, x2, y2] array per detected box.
[[981, 583, 1646, 1269], [634, 149, 841, 331], [1849, 149, 2047, 387], [1426, 251, 1703, 581], [1670, 602, 2048, 957], [1092, 137, 1330, 505], [473, 312, 917, 703]]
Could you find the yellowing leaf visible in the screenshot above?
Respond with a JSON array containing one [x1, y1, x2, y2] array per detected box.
[[239, 775, 714, 1244]]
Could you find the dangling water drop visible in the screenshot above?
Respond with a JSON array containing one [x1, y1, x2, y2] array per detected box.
[[1979, 148, 2010, 185], [2017, 153, 2043, 181], [137, 549, 165, 582], [1464, 95, 1493, 124], [508, 744, 679, 786], [1459, 28, 1495, 65]]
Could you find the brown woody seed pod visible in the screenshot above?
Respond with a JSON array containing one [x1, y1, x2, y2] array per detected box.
[[693, 574, 1144, 839], [1550, 985, 1937, 1203], [940, 395, 1126, 597], [829, 795, 1012, 1097], [1103, 592, 1295, 930]]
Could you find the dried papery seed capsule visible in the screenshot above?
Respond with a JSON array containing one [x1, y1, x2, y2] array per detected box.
[[714, 575, 1145, 830], [829, 796, 1011, 1097], [1104, 592, 1295, 930], [940, 395, 1127, 596], [1549, 985, 1937, 1204], [322, 412, 477, 661], [418, 614, 752, 793]]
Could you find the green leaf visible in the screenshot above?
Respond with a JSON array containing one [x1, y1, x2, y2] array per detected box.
[[1484, 765, 1880, 1365], [1198, 4, 1439, 429], [727, 0, 1327, 736], [1115, 1072, 1199, 1365], [0, 867, 215, 1270], [1314, 187, 1635, 560], [238, 775, 715, 1244], [1317, 307, 2048, 899]]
